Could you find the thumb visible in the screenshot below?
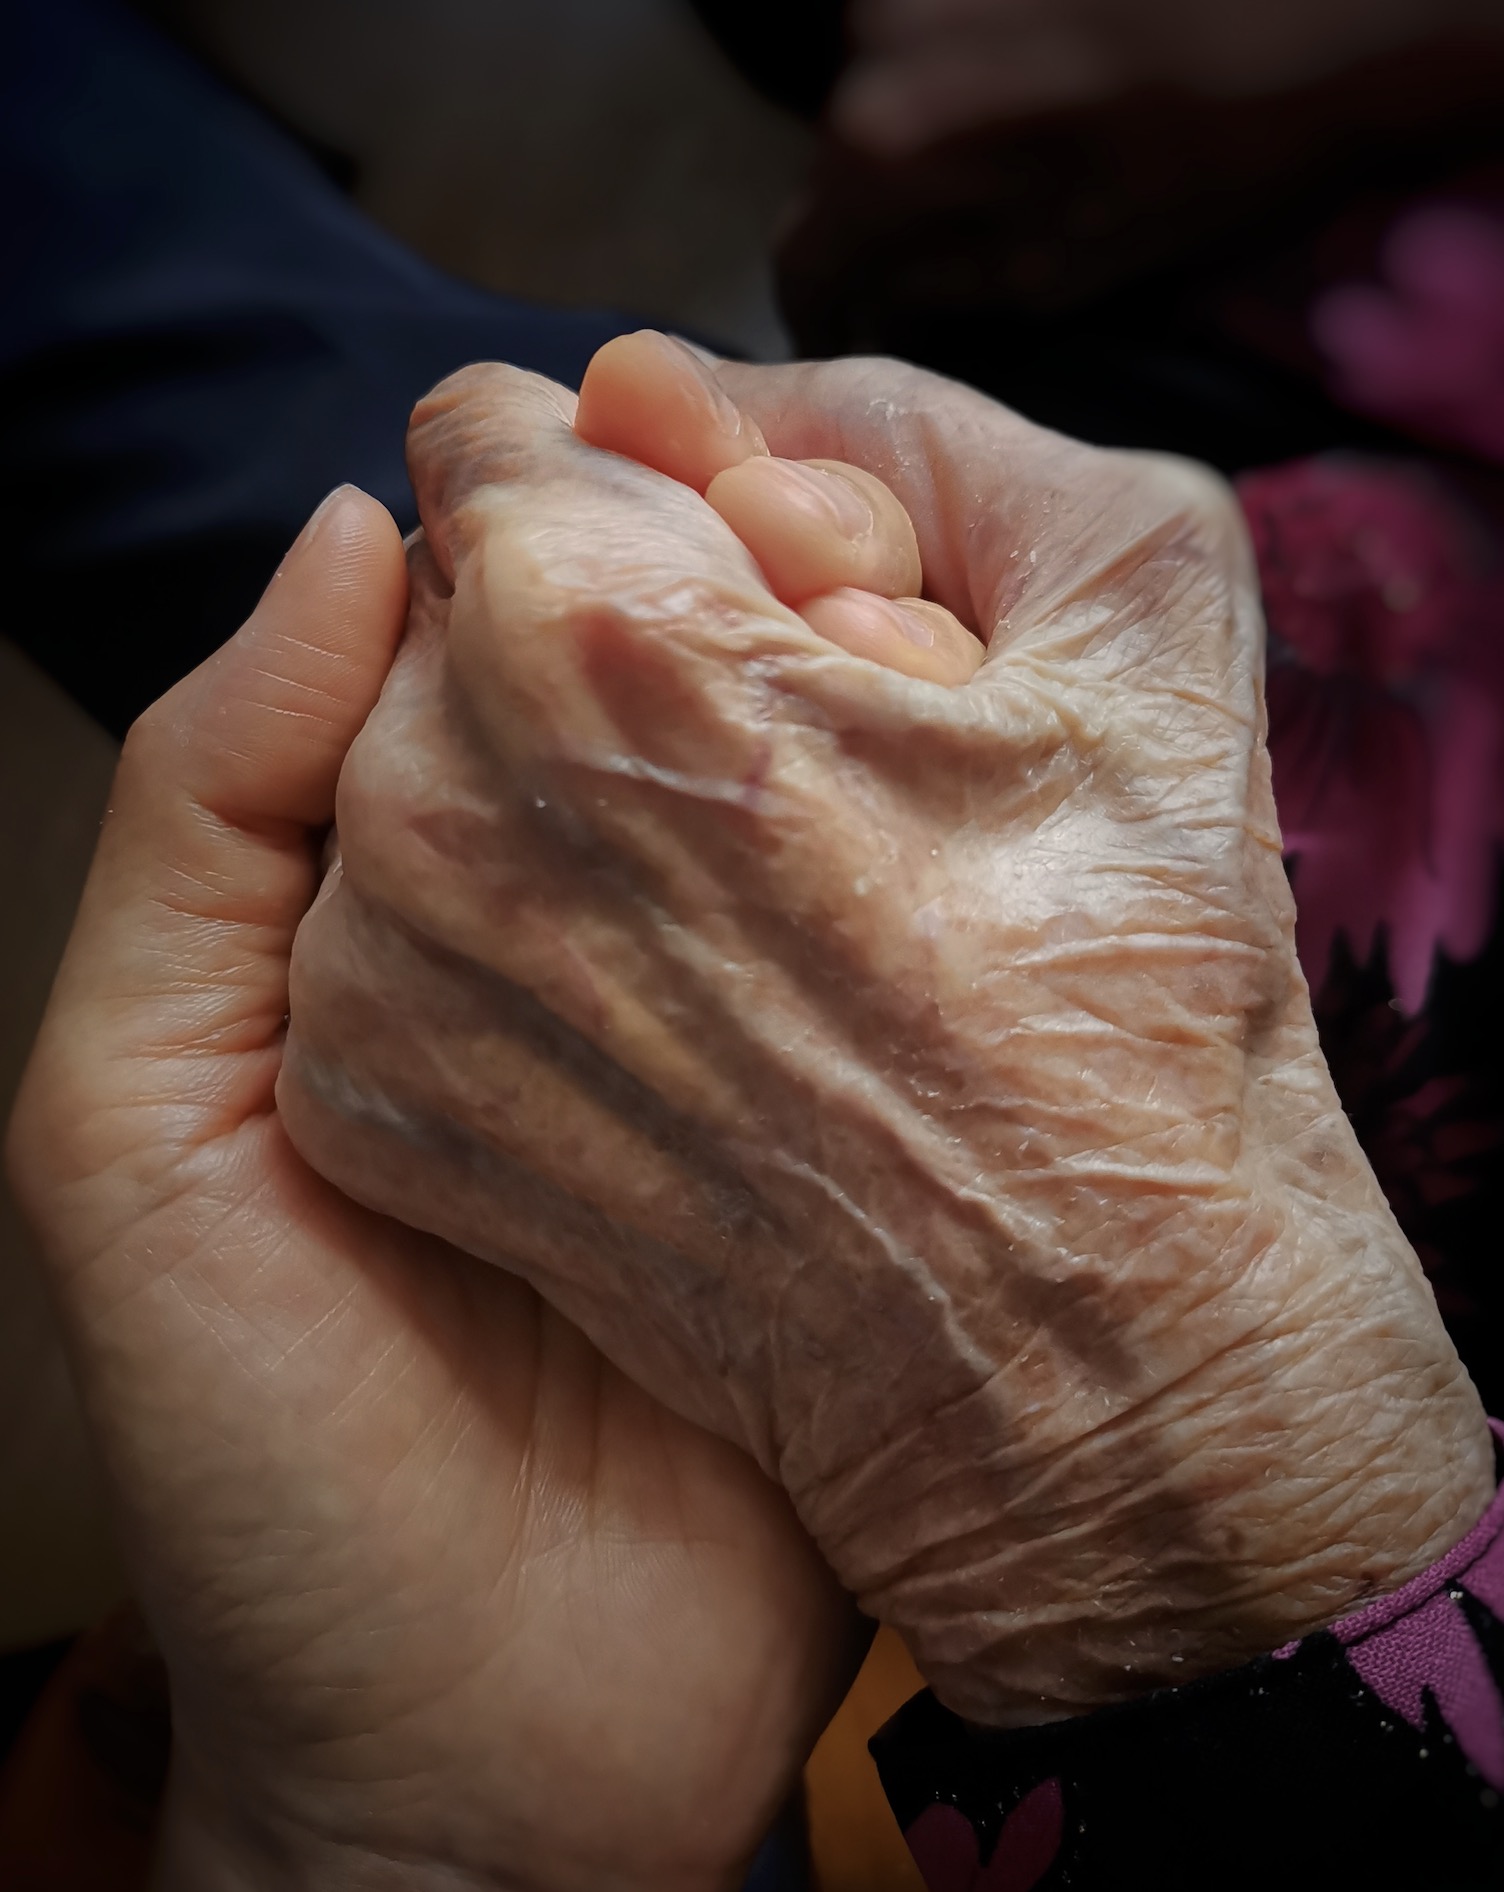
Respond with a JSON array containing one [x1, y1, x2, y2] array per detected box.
[[7, 487, 407, 1218], [118, 482, 407, 861]]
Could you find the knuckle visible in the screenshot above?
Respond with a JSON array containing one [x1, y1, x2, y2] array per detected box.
[[1152, 452, 1243, 530], [412, 361, 571, 433], [1111, 449, 1252, 558]]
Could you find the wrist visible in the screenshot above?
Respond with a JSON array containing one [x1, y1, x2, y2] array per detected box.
[[152, 1753, 742, 1892], [1227, 1061, 1497, 1629], [1070, 1041, 1501, 1703], [842, 1138, 1493, 1729], [151, 1769, 470, 1892]]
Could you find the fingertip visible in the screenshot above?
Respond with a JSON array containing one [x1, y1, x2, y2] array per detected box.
[[576, 329, 766, 492], [179, 486, 409, 830], [801, 590, 984, 686], [291, 481, 406, 580], [25, 489, 411, 1109], [707, 457, 923, 604], [256, 482, 408, 694]]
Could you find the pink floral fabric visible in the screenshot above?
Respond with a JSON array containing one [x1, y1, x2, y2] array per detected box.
[[1312, 204, 1504, 465], [1237, 456, 1504, 1012], [905, 1780, 1063, 1892], [1326, 1419, 1504, 1793], [873, 174, 1504, 1892], [890, 1435, 1504, 1892]]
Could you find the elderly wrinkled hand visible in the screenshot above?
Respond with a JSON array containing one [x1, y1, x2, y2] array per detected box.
[[280, 336, 1493, 1726]]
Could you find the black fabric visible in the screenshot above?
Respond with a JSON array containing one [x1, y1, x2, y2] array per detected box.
[[874, 1456, 1504, 1892], [743, 1789, 811, 1892], [0, 1640, 73, 1770], [777, 50, 1504, 469], [685, 0, 848, 119], [872, 1636, 1504, 1892]]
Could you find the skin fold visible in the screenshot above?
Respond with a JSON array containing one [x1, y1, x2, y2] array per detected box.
[[278, 353, 1494, 1726]]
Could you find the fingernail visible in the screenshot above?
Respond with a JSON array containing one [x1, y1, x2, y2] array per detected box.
[[889, 599, 937, 649], [836, 590, 942, 650], [650, 332, 767, 453], [819, 590, 936, 647], [765, 461, 874, 536]]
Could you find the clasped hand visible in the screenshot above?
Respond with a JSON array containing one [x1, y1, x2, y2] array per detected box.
[[6, 484, 852, 1892], [7, 342, 1490, 1888]]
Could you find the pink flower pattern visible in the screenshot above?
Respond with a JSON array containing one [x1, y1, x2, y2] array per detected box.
[[1327, 1423, 1504, 1793], [1312, 204, 1504, 465], [1307, 987, 1503, 1314], [1237, 455, 1504, 1012], [902, 1450, 1504, 1891], [888, 191, 1504, 1892], [905, 1778, 1064, 1892]]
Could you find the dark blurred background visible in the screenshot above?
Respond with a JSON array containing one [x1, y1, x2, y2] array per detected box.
[[3, 2, 1503, 1886]]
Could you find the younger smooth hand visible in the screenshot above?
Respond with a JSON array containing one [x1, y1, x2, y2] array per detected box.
[[6, 488, 854, 1892]]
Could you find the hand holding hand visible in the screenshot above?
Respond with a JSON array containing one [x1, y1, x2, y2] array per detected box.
[[6, 488, 852, 1892]]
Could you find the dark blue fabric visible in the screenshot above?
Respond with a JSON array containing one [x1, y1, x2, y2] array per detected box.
[[743, 1791, 810, 1892], [0, 0, 636, 732]]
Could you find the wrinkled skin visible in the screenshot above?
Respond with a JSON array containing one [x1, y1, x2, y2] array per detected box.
[[281, 357, 1493, 1724]]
